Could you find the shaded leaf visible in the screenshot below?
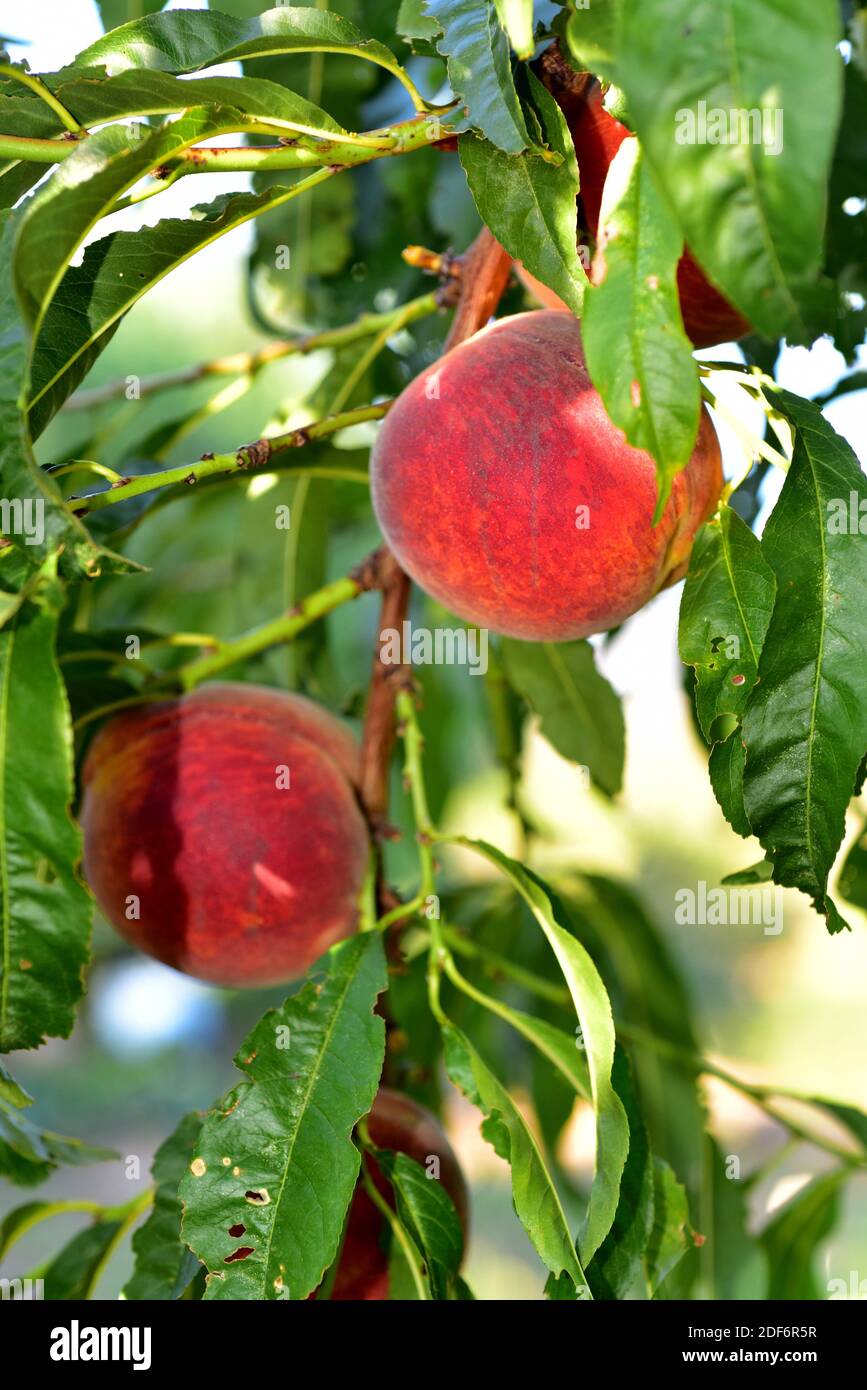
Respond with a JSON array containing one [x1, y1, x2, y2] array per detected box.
[[459, 71, 587, 314], [124, 1112, 204, 1300], [426, 0, 532, 152], [374, 1148, 464, 1300], [741, 391, 867, 932], [0, 556, 92, 1052], [500, 637, 624, 796], [43, 1218, 123, 1300], [452, 841, 629, 1262], [760, 1171, 844, 1300], [610, 0, 843, 340], [644, 1157, 689, 1295], [583, 138, 699, 515], [443, 1022, 589, 1292]]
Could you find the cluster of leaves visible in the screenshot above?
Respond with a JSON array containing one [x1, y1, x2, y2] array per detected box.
[[0, 0, 865, 1301]]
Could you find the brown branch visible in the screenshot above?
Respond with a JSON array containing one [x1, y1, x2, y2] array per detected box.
[[443, 227, 514, 350], [358, 547, 413, 853], [358, 227, 513, 917]]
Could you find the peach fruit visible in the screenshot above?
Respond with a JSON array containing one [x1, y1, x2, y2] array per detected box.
[[370, 310, 722, 642], [80, 681, 368, 986]]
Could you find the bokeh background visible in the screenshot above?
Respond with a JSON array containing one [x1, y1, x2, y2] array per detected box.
[[1, 0, 865, 1300]]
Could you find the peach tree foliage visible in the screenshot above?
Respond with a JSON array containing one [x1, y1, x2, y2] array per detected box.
[[0, 0, 864, 1302]]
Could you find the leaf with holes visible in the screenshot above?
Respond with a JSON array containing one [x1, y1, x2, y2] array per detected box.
[[679, 506, 777, 741], [179, 932, 387, 1301]]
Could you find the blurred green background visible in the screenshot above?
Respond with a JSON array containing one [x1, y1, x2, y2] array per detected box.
[[1, 0, 865, 1301]]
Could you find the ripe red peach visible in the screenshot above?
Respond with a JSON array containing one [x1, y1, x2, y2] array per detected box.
[[328, 1088, 468, 1300], [518, 83, 750, 349], [80, 682, 369, 986], [370, 310, 722, 642]]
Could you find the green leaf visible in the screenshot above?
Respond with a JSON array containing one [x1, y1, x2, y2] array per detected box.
[[741, 391, 867, 933], [760, 1171, 844, 1300], [0, 68, 346, 142], [560, 0, 621, 74], [427, 0, 533, 152], [0, 1062, 30, 1108], [398, 0, 442, 42], [644, 1157, 689, 1295], [586, 1048, 654, 1299], [492, 0, 534, 60], [96, 0, 168, 30], [374, 1149, 464, 1300], [27, 181, 323, 438], [124, 1112, 204, 1300], [839, 816, 867, 911], [702, 1137, 766, 1298], [0, 1197, 101, 1260], [582, 138, 699, 516], [459, 71, 587, 315], [442, 1022, 589, 1292], [180, 933, 387, 1301], [500, 638, 624, 797], [0, 557, 93, 1052], [14, 108, 256, 337], [610, 0, 843, 340], [679, 507, 777, 742], [558, 873, 707, 1243], [708, 729, 751, 837], [43, 1217, 123, 1300], [0, 210, 128, 580], [0, 1103, 116, 1188], [74, 5, 428, 110], [451, 841, 629, 1262]]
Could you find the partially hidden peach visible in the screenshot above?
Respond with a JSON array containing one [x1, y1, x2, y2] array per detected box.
[[328, 1089, 468, 1300], [80, 682, 369, 986], [370, 310, 722, 642], [517, 82, 750, 350]]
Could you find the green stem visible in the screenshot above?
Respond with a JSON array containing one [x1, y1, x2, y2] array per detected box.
[[0, 109, 460, 172], [0, 63, 83, 132], [85, 1189, 154, 1299], [0, 1199, 104, 1260], [442, 925, 570, 1005], [357, 1123, 429, 1301], [176, 572, 370, 690], [68, 402, 388, 516], [618, 1022, 867, 1169], [395, 687, 448, 1024], [441, 948, 591, 1101], [68, 292, 439, 410]]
